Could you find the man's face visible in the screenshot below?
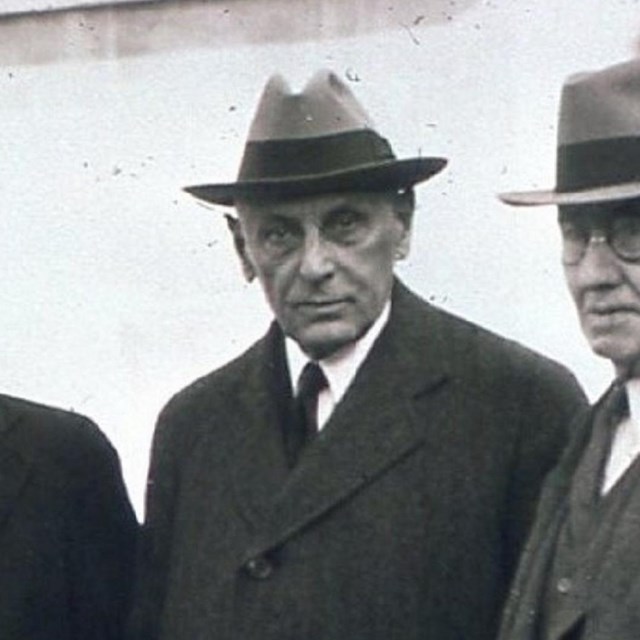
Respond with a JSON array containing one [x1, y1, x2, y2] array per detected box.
[[560, 199, 640, 376], [234, 191, 412, 359]]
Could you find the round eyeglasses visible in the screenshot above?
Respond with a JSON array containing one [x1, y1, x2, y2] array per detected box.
[[559, 214, 640, 265]]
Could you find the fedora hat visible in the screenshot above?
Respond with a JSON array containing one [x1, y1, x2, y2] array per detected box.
[[500, 58, 640, 207], [184, 70, 447, 206]]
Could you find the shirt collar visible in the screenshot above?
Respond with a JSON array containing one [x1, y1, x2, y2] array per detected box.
[[285, 301, 391, 401], [625, 378, 640, 425]]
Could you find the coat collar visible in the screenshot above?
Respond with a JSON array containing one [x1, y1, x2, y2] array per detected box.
[[231, 279, 453, 555]]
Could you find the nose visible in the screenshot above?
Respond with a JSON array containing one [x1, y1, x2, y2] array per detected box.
[[572, 233, 623, 289], [298, 230, 335, 282]]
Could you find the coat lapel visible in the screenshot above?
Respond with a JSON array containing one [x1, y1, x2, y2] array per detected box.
[[499, 394, 611, 640], [585, 433, 640, 615], [230, 325, 294, 528], [243, 282, 452, 558], [0, 398, 32, 530]]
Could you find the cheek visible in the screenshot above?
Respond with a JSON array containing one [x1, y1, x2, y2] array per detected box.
[[254, 259, 298, 304], [348, 242, 398, 306], [562, 269, 582, 306], [624, 266, 640, 297], [359, 235, 400, 277]]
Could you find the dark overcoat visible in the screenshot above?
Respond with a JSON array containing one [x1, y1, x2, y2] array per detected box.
[[0, 393, 137, 640], [498, 385, 640, 640], [129, 281, 586, 640]]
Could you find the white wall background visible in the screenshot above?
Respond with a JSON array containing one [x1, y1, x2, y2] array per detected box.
[[1, 0, 639, 517]]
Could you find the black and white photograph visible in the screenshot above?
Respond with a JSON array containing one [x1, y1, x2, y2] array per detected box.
[[1, 1, 640, 638]]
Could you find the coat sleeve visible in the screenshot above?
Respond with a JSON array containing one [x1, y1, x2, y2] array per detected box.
[[502, 358, 588, 577], [62, 416, 138, 640]]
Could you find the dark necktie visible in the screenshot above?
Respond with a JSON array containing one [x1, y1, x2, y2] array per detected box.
[[576, 380, 629, 510], [598, 381, 631, 494], [289, 362, 328, 465]]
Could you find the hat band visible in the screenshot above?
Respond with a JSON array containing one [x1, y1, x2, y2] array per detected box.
[[557, 136, 640, 193], [237, 129, 396, 181]]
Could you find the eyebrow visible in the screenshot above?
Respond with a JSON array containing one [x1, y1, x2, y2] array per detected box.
[[255, 211, 299, 222], [324, 204, 360, 215], [609, 201, 640, 216]]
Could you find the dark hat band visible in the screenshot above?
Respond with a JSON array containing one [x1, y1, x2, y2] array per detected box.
[[238, 129, 396, 181], [557, 136, 640, 193]]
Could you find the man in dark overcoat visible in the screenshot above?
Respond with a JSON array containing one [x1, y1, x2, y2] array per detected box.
[[0, 393, 137, 639], [128, 70, 587, 640], [498, 58, 640, 640]]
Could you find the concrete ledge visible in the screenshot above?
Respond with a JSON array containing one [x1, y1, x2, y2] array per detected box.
[[0, 0, 478, 66], [0, 0, 166, 18]]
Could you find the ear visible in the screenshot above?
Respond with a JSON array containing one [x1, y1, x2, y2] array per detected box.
[[392, 190, 415, 261], [394, 226, 412, 261], [225, 214, 256, 282]]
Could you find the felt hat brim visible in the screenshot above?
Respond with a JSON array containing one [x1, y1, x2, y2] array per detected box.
[[185, 157, 447, 207], [499, 180, 640, 207]]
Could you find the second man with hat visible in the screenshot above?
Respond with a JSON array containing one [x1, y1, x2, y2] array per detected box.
[[499, 57, 640, 640], [128, 69, 586, 640]]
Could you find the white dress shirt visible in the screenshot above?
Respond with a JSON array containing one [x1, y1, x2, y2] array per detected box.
[[285, 302, 391, 431], [602, 378, 640, 495]]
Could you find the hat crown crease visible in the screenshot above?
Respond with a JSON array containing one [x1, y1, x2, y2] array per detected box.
[[248, 69, 374, 142]]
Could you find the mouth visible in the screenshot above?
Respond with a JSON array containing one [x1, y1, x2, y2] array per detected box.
[[293, 298, 348, 309], [291, 298, 351, 313], [584, 305, 639, 316], [583, 306, 640, 329]]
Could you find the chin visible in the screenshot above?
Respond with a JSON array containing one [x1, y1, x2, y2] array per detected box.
[[295, 325, 359, 359], [299, 337, 352, 359], [589, 336, 640, 370]]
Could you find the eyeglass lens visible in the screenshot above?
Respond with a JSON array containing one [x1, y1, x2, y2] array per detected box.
[[559, 203, 640, 265]]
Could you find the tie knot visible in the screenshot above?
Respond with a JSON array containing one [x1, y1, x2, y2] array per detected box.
[[296, 362, 328, 400], [607, 381, 630, 424]]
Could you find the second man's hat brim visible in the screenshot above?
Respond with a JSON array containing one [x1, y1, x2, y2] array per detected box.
[[499, 180, 640, 207]]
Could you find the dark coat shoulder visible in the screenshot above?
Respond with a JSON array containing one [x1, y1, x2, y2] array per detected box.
[[0, 393, 138, 640]]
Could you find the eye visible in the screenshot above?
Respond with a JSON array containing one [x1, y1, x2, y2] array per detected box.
[[258, 218, 301, 255], [332, 209, 359, 228], [264, 223, 291, 242], [611, 214, 640, 261], [559, 220, 588, 242], [258, 216, 302, 259], [324, 208, 367, 242]]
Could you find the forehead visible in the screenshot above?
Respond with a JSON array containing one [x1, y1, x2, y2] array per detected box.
[[559, 197, 640, 223], [236, 191, 395, 221]]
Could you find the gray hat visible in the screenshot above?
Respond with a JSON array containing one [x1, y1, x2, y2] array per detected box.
[[501, 58, 640, 207], [185, 70, 447, 207]]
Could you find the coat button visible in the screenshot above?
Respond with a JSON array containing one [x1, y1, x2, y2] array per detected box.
[[244, 556, 274, 580], [556, 577, 572, 594]]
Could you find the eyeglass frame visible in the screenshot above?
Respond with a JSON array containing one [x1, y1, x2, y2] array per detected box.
[[558, 201, 640, 265]]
